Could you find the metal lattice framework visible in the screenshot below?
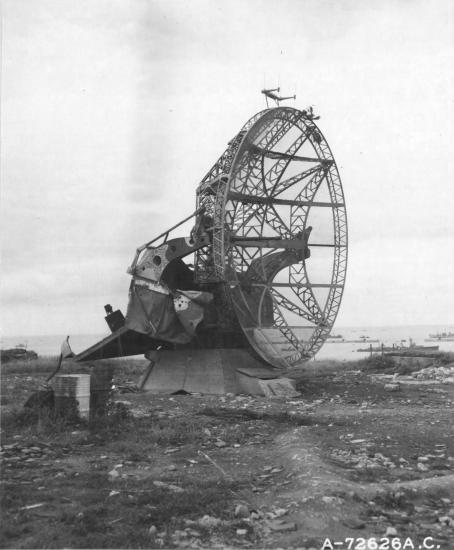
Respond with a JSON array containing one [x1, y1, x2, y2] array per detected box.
[[196, 107, 347, 368]]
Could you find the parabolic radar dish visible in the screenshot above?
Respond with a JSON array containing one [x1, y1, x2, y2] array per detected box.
[[195, 106, 348, 368], [74, 106, 347, 372]]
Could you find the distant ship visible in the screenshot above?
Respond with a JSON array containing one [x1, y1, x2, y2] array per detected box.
[[358, 338, 439, 353], [327, 335, 380, 344], [358, 343, 439, 353], [425, 331, 454, 342]]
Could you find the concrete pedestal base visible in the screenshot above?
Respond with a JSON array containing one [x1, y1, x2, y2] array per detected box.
[[140, 349, 284, 395]]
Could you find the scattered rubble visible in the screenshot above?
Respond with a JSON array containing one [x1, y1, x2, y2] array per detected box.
[[412, 364, 454, 382], [331, 448, 397, 470], [1, 442, 56, 466]]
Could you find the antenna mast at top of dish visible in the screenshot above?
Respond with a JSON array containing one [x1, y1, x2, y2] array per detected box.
[[261, 87, 296, 107]]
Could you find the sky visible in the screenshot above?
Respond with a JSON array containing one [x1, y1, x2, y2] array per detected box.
[[1, 0, 454, 337]]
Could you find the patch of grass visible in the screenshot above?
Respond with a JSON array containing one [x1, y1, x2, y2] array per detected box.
[[101, 414, 208, 452], [78, 402, 210, 455], [1, 469, 245, 549], [437, 351, 454, 364], [307, 359, 346, 369], [89, 401, 133, 431], [1, 356, 148, 377], [358, 355, 397, 373], [2, 392, 208, 451], [1, 356, 59, 375], [395, 363, 419, 376], [1, 406, 82, 440]]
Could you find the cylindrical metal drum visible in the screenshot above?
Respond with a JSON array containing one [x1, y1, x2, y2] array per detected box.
[[54, 374, 91, 419]]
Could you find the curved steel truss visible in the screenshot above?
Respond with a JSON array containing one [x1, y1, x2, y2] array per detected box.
[[196, 107, 347, 368]]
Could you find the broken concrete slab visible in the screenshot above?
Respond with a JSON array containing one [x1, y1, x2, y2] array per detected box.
[[258, 378, 301, 398]]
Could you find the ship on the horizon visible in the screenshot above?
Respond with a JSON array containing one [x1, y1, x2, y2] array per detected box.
[[358, 338, 439, 353], [425, 331, 454, 342], [327, 335, 379, 344]]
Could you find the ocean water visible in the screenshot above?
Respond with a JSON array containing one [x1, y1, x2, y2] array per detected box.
[[314, 324, 454, 362], [1, 325, 454, 362]]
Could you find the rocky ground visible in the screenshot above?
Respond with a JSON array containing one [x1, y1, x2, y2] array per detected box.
[[1, 355, 454, 549]]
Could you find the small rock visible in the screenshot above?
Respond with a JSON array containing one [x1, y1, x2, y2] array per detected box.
[[215, 440, 227, 448], [236, 529, 248, 536], [439, 516, 454, 527], [164, 448, 179, 454], [197, 515, 221, 528], [148, 525, 157, 536], [271, 507, 288, 518], [322, 496, 336, 504], [234, 504, 250, 518], [268, 520, 297, 532], [108, 469, 120, 481], [153, 481, 184, 493], [172, 529, 186, 540], [342, 518, 365, 529], [417, 462, 429, 471], [385, 527, 398, 536], [384, 383, 400, 392]]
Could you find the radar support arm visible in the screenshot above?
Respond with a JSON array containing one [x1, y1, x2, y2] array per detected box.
[[128, 209, 212, 285], [127, 207, 206, 277]]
